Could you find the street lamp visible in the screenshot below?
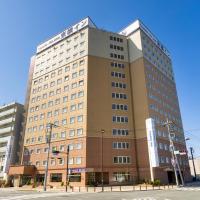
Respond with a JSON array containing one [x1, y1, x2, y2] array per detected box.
[[52, 144, 70, 192], [43, 123, 57, 191], [101, 129, 105, 191]]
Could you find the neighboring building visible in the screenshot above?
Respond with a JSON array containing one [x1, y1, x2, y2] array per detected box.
[[9, 17, 191, 187], [189, 158, 200, 180], [0, 102, 24, 181]]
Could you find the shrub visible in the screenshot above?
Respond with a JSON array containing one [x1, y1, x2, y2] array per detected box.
[[152, 179, 161, 186]]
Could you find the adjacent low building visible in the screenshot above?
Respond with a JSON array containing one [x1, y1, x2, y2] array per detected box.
[[0, 102, 24, 181], [189, 158, 200, 180]]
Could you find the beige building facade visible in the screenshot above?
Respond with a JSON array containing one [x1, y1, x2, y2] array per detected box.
[[9, 17, 191, 187]]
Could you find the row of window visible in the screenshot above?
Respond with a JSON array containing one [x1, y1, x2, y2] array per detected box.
[[34, 59, 85, 82], [35, 157, 82, 167], [111, 71, 125, 78], [27, 122, 83, 134], [111, 82, 126, 89], [29, 104, 83, 122], [111, 62, 125, 69], [112, 104, 128, 111], [113, 156, 130, 164], [36, 31, 86, 58], [25, 143, 82, 156], [112, 116, 128, 123], [112, 142, 129, 149], [112, 129, 129, 136], [34, 50, 86, 76], [112, 93, 127, 99], [159, 142, 169, 151], [26, 129, 83, 143], [33, 74, 84, 95], [110, 53, 124, 60], [110, 44, 124, 51], [110, 36, 123, 43], [30, 91, 84, 113]]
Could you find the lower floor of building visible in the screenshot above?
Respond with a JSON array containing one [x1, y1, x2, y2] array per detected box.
[[9, 166, 192, 187]]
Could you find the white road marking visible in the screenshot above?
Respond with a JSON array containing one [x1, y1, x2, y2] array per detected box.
[[0, 192, 82, 200]]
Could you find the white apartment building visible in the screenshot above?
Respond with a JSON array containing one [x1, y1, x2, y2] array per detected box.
[[0, 102, 24, 180]]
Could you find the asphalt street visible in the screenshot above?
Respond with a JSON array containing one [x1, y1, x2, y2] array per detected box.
[[0, 188, 199, 200]]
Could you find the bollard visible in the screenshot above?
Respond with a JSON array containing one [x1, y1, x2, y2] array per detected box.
[[87, 186, 88, 192], [79, 186, 80, 192], [133, 185, 135, 191], [72, 186, 74, 192], [168, 184, 169, 189], [159, 184, 160, 190], [120, 185, 121, 191], [145, 184, 147, 191], [111, 186, 112, 192], [152, 185, 154, 190], [140, 185, 141, 191], [94, 186, 95, 192]]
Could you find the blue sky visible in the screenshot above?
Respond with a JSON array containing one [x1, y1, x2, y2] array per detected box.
[[0, 0, 199, 156]]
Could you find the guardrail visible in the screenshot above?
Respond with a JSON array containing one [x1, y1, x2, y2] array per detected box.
[[64, 184, 175, 192]]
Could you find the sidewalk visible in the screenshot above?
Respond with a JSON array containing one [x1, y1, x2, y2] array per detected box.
[[0, 184, 177, 193]]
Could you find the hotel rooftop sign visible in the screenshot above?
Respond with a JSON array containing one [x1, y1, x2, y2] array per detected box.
[[36, 17, 96, 53]]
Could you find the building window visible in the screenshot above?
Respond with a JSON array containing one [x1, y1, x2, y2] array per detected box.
[[69, 129, 75, 137], [43, 160, 47, 166], [78, 91, 84, 97], [58, 158, 64, 165], [61, 131, 66, 138], [69, 158, 73, 164], [50, 159, 56, 166], [78, 102, 83, 110], [35, 161, 40, 166], [77, 128, 83, 136], [75, 157, 82, 164], [62, 107, 67, 113], [62, 119, 67, 125], [70, 117, 75, 124], [70, 104, 76, 111], [113, 172, 130, 183], [63, 96, 68, 102], [77, 115, 83, 122]]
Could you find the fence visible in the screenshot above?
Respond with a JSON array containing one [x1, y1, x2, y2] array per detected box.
[[65, 184, 175, 192]]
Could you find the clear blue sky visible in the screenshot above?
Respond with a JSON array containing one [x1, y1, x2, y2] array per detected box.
[[0, 0, 199, 156]]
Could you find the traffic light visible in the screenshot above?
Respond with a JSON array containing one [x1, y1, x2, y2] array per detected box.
[[179, 150, 187, 155], [52, 150, 60, 155]]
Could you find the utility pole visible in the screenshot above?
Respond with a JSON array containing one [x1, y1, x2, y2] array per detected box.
[[163, 118, 184, 186], [66, 145, 70, 192], [43, 123, 56, 191], [190, 147, 197, 181], [101, 129, 105, 192]]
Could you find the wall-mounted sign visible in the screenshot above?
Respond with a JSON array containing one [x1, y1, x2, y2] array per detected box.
[[146, 118, 159, 168], [36, 17, 96, 53]]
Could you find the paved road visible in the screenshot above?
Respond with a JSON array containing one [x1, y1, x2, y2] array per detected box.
[[0, 188, 199, 200]]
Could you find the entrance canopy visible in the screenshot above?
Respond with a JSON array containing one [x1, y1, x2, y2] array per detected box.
[[8, 165, 35, 176]]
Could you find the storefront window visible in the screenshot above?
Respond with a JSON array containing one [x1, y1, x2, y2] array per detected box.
[[69, 173, 81, 182], [50, 173, 62, 182]]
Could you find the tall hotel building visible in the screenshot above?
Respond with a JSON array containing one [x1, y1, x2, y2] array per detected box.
[[9, 17, 191, 186]]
